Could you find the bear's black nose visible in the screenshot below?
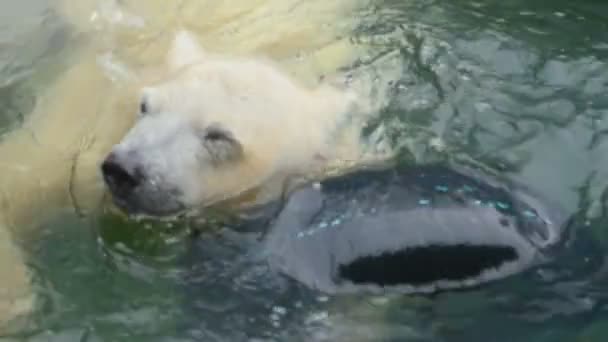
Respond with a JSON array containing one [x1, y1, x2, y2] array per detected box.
[[101, 152, 143, 194]]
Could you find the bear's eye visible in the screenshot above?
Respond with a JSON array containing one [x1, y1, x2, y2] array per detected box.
[[139, 99, 148, 115], [205, 129, 225, 141], [200, 124, 244, 163]]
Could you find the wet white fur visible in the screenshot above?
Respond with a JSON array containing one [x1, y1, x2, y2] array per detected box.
[[0, 0, 403, 331]]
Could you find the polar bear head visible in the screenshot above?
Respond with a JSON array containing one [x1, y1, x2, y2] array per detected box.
[[100, 31, 356, 217]]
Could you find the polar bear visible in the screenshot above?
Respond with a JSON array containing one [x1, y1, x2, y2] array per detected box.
[[0, 0, 403, 331], [99, 30, 398, 218]]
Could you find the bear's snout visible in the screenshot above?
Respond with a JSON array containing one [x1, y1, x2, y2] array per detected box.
[[101, 152, 145, 197]]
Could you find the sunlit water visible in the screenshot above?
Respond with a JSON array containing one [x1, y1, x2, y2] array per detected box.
[[2, 0, 608, 341]]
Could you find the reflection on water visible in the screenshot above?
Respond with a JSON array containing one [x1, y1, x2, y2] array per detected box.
[[0, 0, 65, 86], [0, 0, 69, 135], [2, 0, 608, 341]]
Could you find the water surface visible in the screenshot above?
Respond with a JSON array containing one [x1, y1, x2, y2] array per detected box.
[[2, 0, 608, 341]]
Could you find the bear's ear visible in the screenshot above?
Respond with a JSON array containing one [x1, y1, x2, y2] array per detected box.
[[167, 30, 206, 71], [200, 124, 244, 164]]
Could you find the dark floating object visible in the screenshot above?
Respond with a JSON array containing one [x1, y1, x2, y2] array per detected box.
[[264, 163, 567, 294]]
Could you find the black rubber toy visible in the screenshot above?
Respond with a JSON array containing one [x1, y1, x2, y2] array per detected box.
[[264, 163, 567, 294]]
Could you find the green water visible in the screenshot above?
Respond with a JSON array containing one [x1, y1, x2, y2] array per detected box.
[[2, 0, 608, 341]]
